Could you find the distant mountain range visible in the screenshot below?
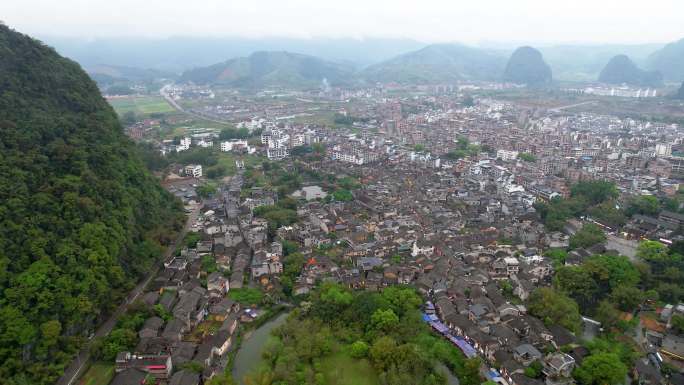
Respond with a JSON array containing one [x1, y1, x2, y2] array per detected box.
[[647, 38, 684, 82], [41, 36, 425, 73], [598, 55, 663, 87], [38, 35, 684, 86], [503, 46, 552, 85], [358, 44, 507, 83], [537, 44, 663, 82], [179, 51, 354, 87]]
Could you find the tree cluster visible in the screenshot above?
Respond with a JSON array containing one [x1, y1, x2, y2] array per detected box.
[[444, 136, 480, 160], [246, 284, 481, 385], [535, 180, 622, 230]]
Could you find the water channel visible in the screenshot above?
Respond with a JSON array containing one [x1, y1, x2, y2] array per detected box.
[[232, 312, 290, 384]]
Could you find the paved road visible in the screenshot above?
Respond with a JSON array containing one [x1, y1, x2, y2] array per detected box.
[[549, 100, 597, 113], [56, 204, 200, 385], [605, 234, 639, 260], [160, 85, 230, 125]]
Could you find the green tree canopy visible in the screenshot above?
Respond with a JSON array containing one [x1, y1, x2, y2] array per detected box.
[[569, 223, 606, 249], [573, 353, 628, 385], [626, 195, 661, 217], [528, 288, 582, 333]]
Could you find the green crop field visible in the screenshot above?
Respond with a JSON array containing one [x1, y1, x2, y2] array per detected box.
[[108, 96, 175, 115]]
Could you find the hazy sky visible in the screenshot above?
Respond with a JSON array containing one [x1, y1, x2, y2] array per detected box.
[[2, 0, 683, 44]]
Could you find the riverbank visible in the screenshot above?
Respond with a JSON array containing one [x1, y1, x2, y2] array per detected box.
[[231, 308, 291, 384]]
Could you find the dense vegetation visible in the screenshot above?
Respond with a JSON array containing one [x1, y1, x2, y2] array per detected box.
[[517, 152, 536, 162], [90, 302, 157, 362], [569, 223, 606, 249], [0, 26, 183, 384], [534, 180, 621, 230], [243, 284, 481, 385], [502, 46, 552, 85], [444, 136, 480, 160], [598, 55, 663, 87], [528, 246, 658, 385]]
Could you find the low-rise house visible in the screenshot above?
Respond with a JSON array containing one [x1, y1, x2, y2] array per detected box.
[[661, 334, 684, 361], [169, 370, 200, 385], [542, 352, 575, 380], [194, 340, 214, 367], [172, 290, 202, 324], [511, 373, 544, 385], [357, 257, 384, 271], [110, 368, 147, 385], [513, 278, 534, 301], [207, 272, 229, 295], [633, 357, 664, 385], [211, 329, 233, 356], [209, 298, 239, 321], [513, 343, 543, 366], [115, 352, 173, 379], [171, 341, 197, 367], [138, 317, 164, 339], [219, 313, 239, 335], [548, 325, 576, 348], [162, 318, 187, 342]]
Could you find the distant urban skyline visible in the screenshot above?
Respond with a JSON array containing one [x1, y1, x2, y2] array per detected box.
[[2, 0, 683, 45]]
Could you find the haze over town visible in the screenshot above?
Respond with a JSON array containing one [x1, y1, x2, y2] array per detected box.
[[2, 0, 684, 44], [2, 2, 684, 385]]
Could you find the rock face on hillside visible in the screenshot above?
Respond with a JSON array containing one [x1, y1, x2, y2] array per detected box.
[[648, 38, 684, 82], [598, 55, 663, 87], [0, 25, 181, 384], [179, 51, 353, 88], [360, 43, 507, 83], [503, 46, 552, 85]]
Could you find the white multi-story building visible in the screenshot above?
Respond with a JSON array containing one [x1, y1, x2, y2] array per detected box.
[[177, 137, 191, 152], [267, 147, 289, 160], [184, 164, 202, 178], [197, 139, 213, 148], [262, 129, 289, 149], [291, 134, 305, 147], [656, 143, 672, 157], [261, 130, 272, 145], [220, 139, 249, 152], [331, 145, 380, 165], [496, 149, 519, 161]]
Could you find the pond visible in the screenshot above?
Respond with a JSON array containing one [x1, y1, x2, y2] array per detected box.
[[232, 312, 290, 384]]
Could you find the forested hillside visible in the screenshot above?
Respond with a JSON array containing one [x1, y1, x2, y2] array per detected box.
[[360, 44, 506, 84], [179, 51, 354, 87], [598, 54, 663, 87], [503, 46, 552, 86], [0, 25, 183, 384]]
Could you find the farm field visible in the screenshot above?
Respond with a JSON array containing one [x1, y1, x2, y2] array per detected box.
[[107, 96, 175, 115]]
